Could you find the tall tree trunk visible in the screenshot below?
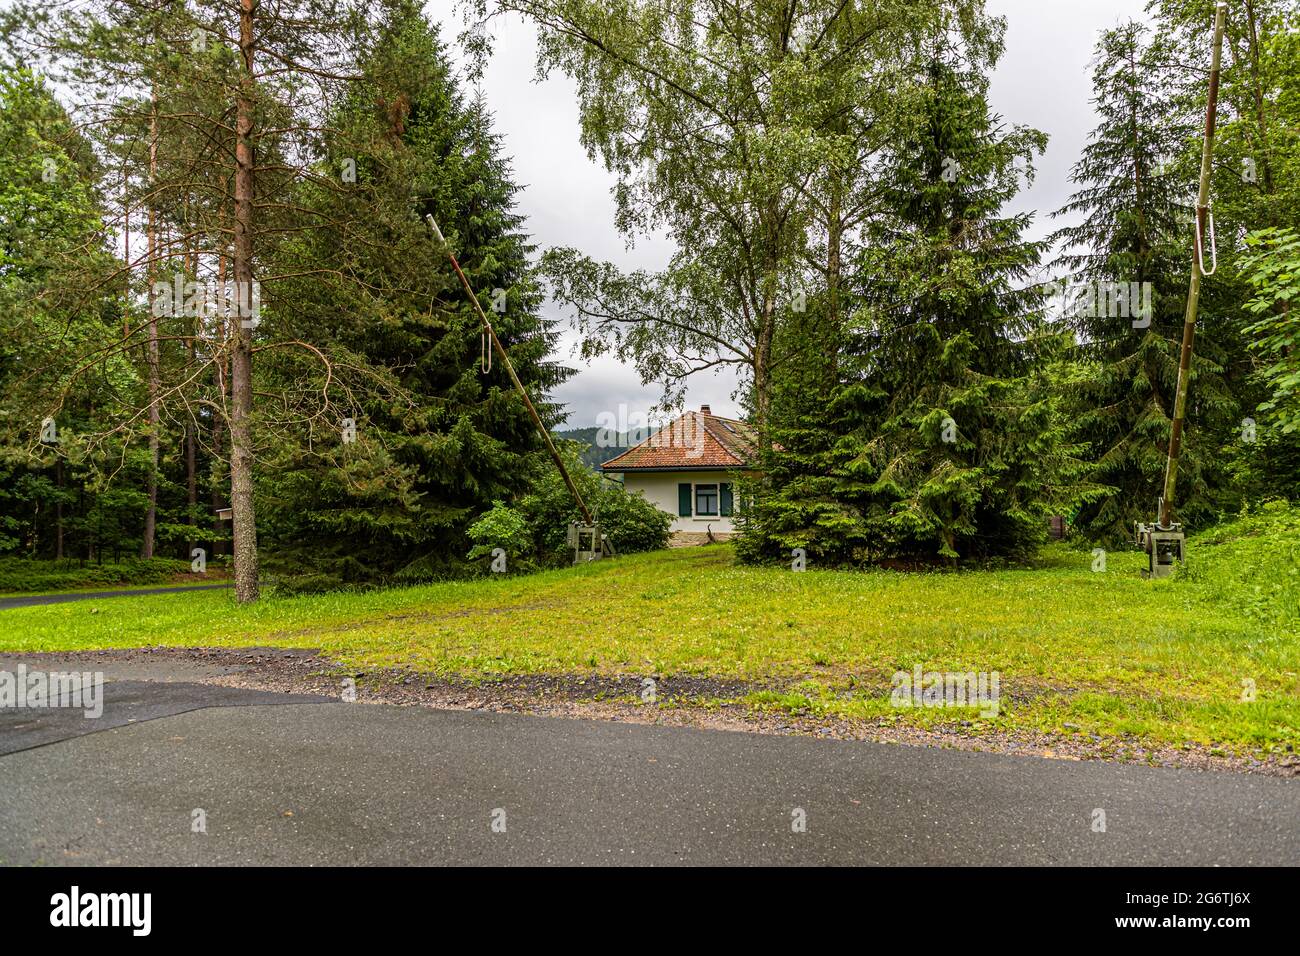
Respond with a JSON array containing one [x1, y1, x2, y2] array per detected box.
[[230, 0, 259, 602], [752, 225, 779, 427], [79, 480, 86, 565], [123, 163, 131, 339], [141, 89, 160, 559], [212, 248, 227, 558], [754, 294, 774, 426], [749, 197, 779, 427], [185, 247, 198, 557], [1244, 0, 1275, 203], [55, 459, 64, 560], [826, 173, 843, 379], [185, 426, 197, 555]]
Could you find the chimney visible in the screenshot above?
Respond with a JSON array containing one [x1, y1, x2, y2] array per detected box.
[[700, 404, 711, 415]]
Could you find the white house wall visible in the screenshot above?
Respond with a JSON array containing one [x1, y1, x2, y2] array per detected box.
[[618, 470, 739, 534]]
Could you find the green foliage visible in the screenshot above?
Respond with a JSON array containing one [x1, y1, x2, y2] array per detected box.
[[1048, 20, 1244, 543], [743, 14, 1095, 566], [467, 501, 532, 562], [517, 445, 671, 561], [0, 68, 166, 563], [1, 0, 1295, 592], [1146, 0, 1300, 231], [1180, 499, 1300, 631], [0, 556, 197, 593], [0, 69, 102, 282], [588, 483, 673, 555], [257, 0, 571, 588], [505, 0, 942, 416], [1241, 228, 1300, 433]]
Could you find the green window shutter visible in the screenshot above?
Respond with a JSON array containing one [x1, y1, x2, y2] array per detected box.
[[678, 483, 693, 517], [720, 482, 734, 516]]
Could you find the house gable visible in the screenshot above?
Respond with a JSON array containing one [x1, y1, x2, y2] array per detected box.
[[600, 406, 756, 472]]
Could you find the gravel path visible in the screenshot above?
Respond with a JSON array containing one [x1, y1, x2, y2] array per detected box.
[[3, 646, 1295, 778]]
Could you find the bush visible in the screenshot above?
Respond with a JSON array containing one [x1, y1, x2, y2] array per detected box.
[[516, 445, 672, 562], [466, 501, 532, 564], [1242, 228, 1300, 436], [0, 556, 200, 593], [592, 485, 673, 555]]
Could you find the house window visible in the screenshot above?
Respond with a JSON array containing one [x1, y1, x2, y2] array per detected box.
[[694, 483, 719, 516]]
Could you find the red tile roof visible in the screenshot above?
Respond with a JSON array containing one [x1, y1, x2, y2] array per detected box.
[[600, 409, 757, 471]]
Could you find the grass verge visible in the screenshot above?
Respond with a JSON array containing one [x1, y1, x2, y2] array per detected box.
[[1, 504, 1295, 754]]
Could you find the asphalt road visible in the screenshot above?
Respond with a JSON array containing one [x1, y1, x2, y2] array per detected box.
[[0, 583, 227, 609], [1, 668, 1296, 865]]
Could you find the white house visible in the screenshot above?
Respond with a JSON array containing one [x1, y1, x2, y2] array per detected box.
[[600, 406, 756, 541]]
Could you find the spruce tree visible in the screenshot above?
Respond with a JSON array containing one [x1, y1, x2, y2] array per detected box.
[[743, 13, 1090, 565], [260, 0, 570, 585], [1049, 22, 1236, 544]]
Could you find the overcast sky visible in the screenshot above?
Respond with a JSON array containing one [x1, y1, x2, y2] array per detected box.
[[424, 0, 1151, 427]]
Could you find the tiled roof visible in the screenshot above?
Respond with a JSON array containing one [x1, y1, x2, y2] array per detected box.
[[600, 409, 758, 471]]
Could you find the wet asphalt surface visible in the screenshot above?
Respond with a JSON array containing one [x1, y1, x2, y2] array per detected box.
[[0, 654, 1297, 866]]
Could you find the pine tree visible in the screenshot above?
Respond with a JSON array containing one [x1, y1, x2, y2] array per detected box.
[[1049, 22, 1236, 544], [6, 0, 407, 598], [259, 0, 570, 586], [742, 14, 1091, 565]]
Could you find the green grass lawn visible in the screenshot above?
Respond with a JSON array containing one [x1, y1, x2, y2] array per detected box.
[[1, 508, 1296, 753]]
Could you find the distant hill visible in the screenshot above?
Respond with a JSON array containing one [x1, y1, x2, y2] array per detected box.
[[554, 427, 650, 471]]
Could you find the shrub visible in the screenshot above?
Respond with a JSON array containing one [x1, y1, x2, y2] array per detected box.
[[0, 556, 198, 593], [592, 486, 673, 555], [516, 445, 671, 562], [466, 501, 532, 564]]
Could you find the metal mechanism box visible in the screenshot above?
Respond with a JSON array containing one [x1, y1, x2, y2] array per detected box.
[[1135, 522, 1185, 579], [569, 522, 615, 564]]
